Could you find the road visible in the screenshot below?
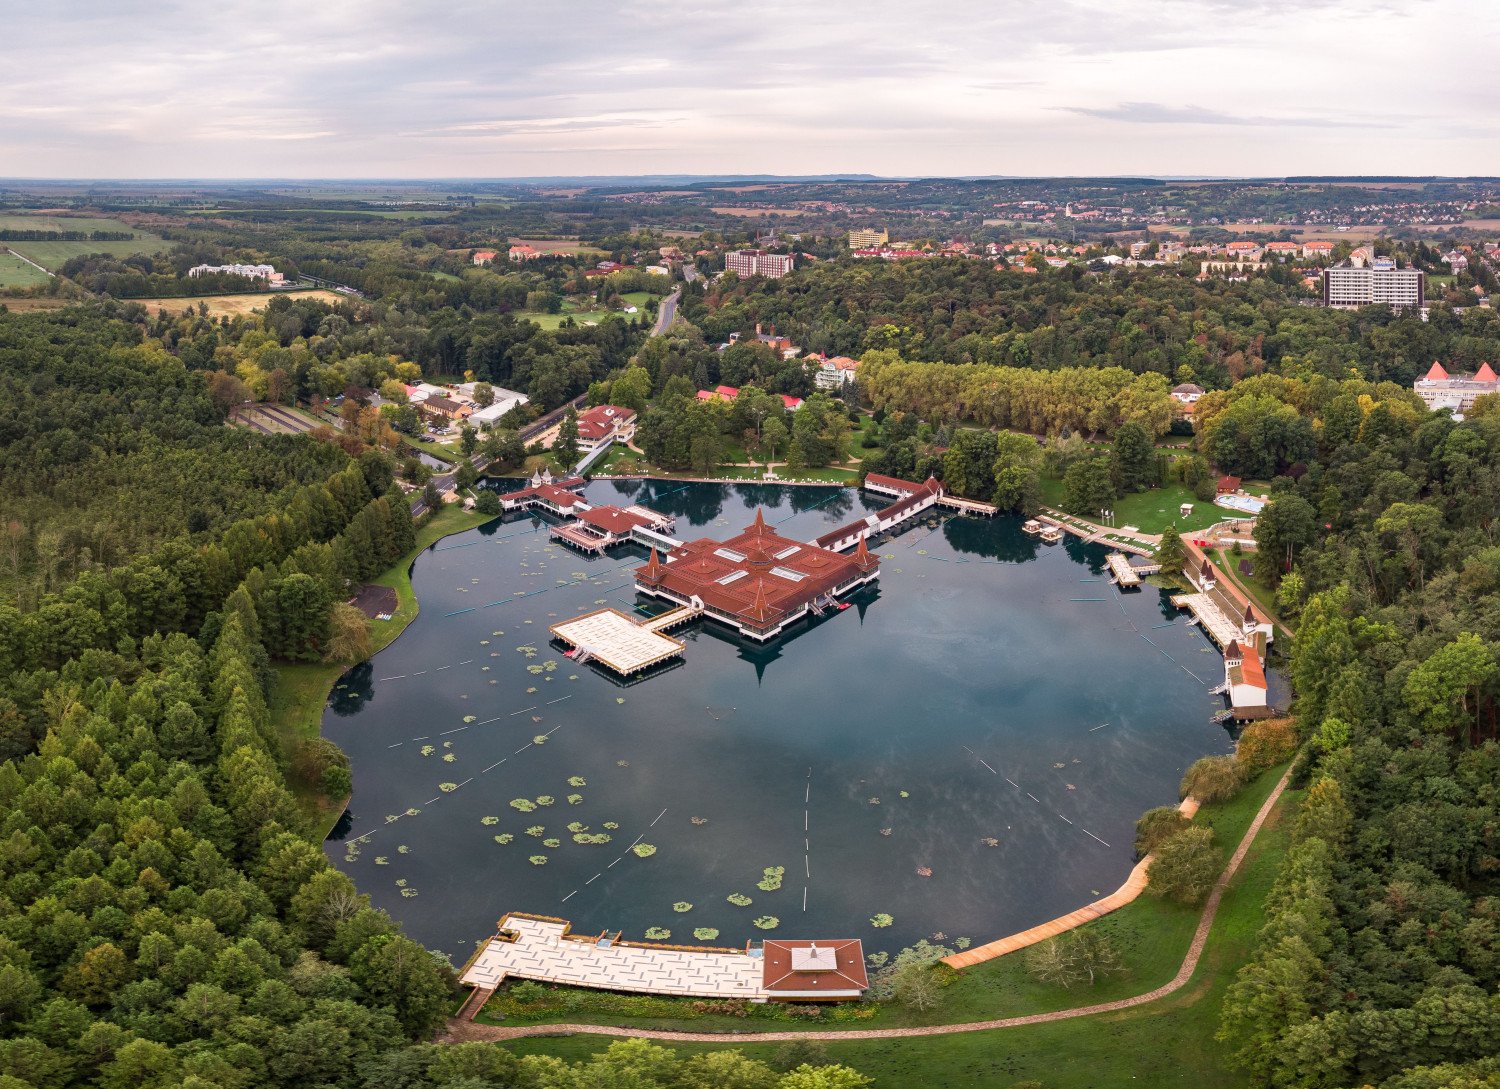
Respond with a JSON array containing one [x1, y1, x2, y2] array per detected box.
[[652, 287, 681, 335]]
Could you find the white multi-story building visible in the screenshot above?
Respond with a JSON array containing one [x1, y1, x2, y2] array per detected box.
[[1322, 259, 1424, 309], [1414, 361, 1498, 419], [725, 250, 794, 279], [188, 263, 284, 285]]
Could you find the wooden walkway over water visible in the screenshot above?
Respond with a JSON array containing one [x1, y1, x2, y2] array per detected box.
[[549, 609, 686, 675]]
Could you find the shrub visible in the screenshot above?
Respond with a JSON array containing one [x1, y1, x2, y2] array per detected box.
[[727, 893, 752, 906], [1146, 826, 1223, 904], [542, 838, 560, 847], [632, 843, 656, 857], [1025, 931, 1125, 989], [1235, 717, 1299, 774], [535, 795, 555, 806], [673, 902, 693, 912], [757, 866, 785, 891], [509, 980, 547, 1003], [528, 855, 547, 865], [1134, 805, 1191, 855], [567, 794, 583, 804], [689, 998, 747, 1016], [753, 916, 779, 930], [644, 927, 670, 940], [693, 928, 720, 941], [509, 798, 537, 812], [493, 834, 513, 844], [1180, 755, 1242, 804], [870, 913, 893, 928], [568, 776, 587, 787]]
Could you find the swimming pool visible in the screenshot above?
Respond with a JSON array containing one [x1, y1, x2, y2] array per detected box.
[[1215, 494, 1266, 515]]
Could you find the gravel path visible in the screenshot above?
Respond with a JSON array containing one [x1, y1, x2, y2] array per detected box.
[[442, 765, 1293, 1045]]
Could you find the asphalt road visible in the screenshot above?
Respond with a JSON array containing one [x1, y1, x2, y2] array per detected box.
[[652, 286, 681, 334]]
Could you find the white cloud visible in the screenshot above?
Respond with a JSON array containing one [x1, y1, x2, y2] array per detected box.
[[0, 0, 1494, 177]]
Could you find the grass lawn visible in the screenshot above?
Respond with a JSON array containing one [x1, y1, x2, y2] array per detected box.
[[427, 269, 465, 282], [268, 504, 492, 836], [497, 767, 1296, 1087], [3, 214, 170, 268], [0, 251, 52, 288], [1038, 477, 1226, 536]]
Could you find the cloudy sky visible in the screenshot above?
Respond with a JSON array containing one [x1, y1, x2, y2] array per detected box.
[[3, 0, 1496, 178]]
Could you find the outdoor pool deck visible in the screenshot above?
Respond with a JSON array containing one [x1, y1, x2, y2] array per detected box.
[[462, 913, 766, 999], [549, 608, 686, 675]]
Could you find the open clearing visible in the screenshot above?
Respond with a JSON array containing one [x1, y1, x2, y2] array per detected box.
[[0, 212, 170, 267], [508, 237, 609, 256], [128, 289, 346, 317], [710, 206, 803, 217], [0, 296, 72, 312], [0, 251, 52, 288]]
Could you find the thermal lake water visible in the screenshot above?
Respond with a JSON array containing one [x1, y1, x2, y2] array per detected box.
[[324, 480, 1249, 962]]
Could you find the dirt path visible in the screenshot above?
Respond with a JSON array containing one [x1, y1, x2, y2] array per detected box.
[[442, 765, 1294, 1045]]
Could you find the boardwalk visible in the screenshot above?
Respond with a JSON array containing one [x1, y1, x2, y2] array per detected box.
[[444, 767, 1293, 1045], [549, 609, 685, 675], [462, 914, 764, 999]]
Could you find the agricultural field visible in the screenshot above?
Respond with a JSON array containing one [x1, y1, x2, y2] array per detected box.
[[127, 289, 346, 318], [0, 212, 170, 268], [0, 250, 52, 288], [508, 237, 609, 257]]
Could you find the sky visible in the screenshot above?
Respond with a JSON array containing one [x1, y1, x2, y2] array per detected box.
[[3, 0, 1497, 179]]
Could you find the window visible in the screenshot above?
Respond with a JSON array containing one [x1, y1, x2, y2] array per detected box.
[[714, 548, 746, 562], [774, 545, 801, 559], [770, 566, 806, 583], [716, 570, 748, 586]]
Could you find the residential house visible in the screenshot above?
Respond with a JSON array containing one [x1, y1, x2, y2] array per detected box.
[[1301, 240, 1335, 260], [1171, 383, 1205, 404], [472, 250, 498, 266], [1264, 241, 1300, 259], [509, 245, 540, 262]]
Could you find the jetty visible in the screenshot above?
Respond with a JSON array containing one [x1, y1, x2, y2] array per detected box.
[[458, 913, 867, 1010], [549, 608, 688, 676], [1106, 551, 1160, 588]]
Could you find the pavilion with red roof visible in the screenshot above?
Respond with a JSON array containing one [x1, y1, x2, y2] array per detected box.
[[636, 509, 879, 640], [1414, 360, 1499, 418]]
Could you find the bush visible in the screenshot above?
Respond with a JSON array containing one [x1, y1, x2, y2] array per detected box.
[[1134, 805, 1191, 855], [1146, 826, 1223, 904], [509, 980, 547, 1003], [1024, 931, 1125, 989], [1235, 717, 1299, 774], [1180, 755, 1242, 803], [320, 764, 352, 799]]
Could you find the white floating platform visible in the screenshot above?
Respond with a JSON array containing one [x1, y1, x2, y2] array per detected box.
[[550, 608, 685, 675]]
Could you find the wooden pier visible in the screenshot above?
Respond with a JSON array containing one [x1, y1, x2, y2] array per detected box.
[[549, 609, 687, 676], [1106, 552, 1141, 586]]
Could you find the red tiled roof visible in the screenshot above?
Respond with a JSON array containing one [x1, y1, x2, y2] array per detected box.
[[576, 404, 636, 442], [572, 505, 652, 535], [1424, 361, 1449, 381], [1216, 475, 1241, 494], [762, 940, 868, 992], [638, 509, 873, 629], [1475, 362, 1497, 383]]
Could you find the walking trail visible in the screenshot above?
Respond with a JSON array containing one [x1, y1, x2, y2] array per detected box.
[[442, 764, 1294, 1045]]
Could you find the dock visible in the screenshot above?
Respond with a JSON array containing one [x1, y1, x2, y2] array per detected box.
[[549, 608, 688, 676], [1105, 552, 1159, 587]]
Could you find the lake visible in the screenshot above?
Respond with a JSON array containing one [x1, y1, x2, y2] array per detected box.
[[323, 480, 1248, 962]]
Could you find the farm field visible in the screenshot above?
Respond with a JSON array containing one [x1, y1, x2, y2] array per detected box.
[[0, 296, 71, 312], [127, 289, 346, 318], [508, 237, 609, 256], [710, 206, 802, 217], [0, 212, 170, 267], [0, 251, 52, 288]]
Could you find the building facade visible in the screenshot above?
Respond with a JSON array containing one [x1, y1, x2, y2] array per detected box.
[[847, 228, 889, 249], [1413, 361, 1498, 418], [725, 250, 794, 279], [1322, 261, 1425, 309]]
